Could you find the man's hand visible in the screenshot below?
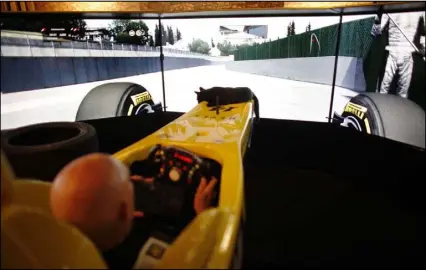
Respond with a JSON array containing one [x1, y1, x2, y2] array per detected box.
[[371, 12, 385, 38], [194, 176, 218, 215], [130, 175, 155, 218], [130, 175, 154, 184], [419, 43, 425, 58], [371, 20, 382, 38]]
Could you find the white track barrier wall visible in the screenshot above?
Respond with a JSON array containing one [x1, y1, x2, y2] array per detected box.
[[0, 31, 233, 61], [225, 56, 366, 92], [1, 45, 233, 62]]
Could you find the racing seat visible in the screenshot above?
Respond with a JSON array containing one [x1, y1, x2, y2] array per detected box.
[[1, 222, 43, 269], [10, 180, 53, 214], [1, 151, 107, 269], [1, 206, 107, 269], [2, 152, 53, 214]]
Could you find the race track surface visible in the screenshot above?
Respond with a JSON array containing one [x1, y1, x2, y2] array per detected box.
[[1, 65, 358, 130]]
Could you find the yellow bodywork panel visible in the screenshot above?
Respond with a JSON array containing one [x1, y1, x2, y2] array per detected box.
[[157, 209, 238, 269], [114, 100, 254, 268]]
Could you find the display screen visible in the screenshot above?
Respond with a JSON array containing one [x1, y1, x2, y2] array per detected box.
[[1, 11, 424, 148], [173, 152, 193, 164]]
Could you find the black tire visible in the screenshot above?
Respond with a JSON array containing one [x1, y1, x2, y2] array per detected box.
[[342, 93, 425, 148], [1, 122, 99, 182], [75, 82, 155, 121]]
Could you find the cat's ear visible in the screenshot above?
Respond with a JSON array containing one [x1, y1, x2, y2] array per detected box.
[[199, 87, 206, 92], [194, 91, 200, 95]]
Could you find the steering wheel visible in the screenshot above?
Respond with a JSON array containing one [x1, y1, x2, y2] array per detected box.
[[148, 144, 212, 185], [133, 144, 219, 226]]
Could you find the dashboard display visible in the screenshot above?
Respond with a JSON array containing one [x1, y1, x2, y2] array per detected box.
[[173, 152, 193, 164]]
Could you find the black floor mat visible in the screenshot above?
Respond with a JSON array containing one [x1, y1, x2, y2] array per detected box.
[[242, 166, 424, 268]]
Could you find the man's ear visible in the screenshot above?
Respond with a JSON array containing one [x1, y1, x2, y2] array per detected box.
[[118, 200, 129, 221]]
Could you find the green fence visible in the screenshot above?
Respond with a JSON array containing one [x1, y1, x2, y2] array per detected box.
[[232, 16, 425, 110], [233, 17, 375, 61]]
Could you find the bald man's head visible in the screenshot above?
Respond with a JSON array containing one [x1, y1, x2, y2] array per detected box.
[[50, 153, 134, 251]]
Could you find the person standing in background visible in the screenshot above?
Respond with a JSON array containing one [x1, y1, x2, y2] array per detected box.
[[371, 11, 425, 99]]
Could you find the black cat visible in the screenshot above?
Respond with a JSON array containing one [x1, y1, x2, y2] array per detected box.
[[195, 86, 260, 123]]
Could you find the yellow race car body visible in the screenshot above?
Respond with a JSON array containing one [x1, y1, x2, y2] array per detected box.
[[114, 93, 255, 268], [115, 100, 254, 213]]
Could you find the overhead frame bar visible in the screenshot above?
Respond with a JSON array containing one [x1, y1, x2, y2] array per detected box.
[[0, 2, 424, 19]]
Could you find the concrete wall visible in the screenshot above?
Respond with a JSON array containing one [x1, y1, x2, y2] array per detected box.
[[225, 56, 366, 92], [1, 42, 232, 62], [0, 56, 213, 93], [0, 40, 234, 93]]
